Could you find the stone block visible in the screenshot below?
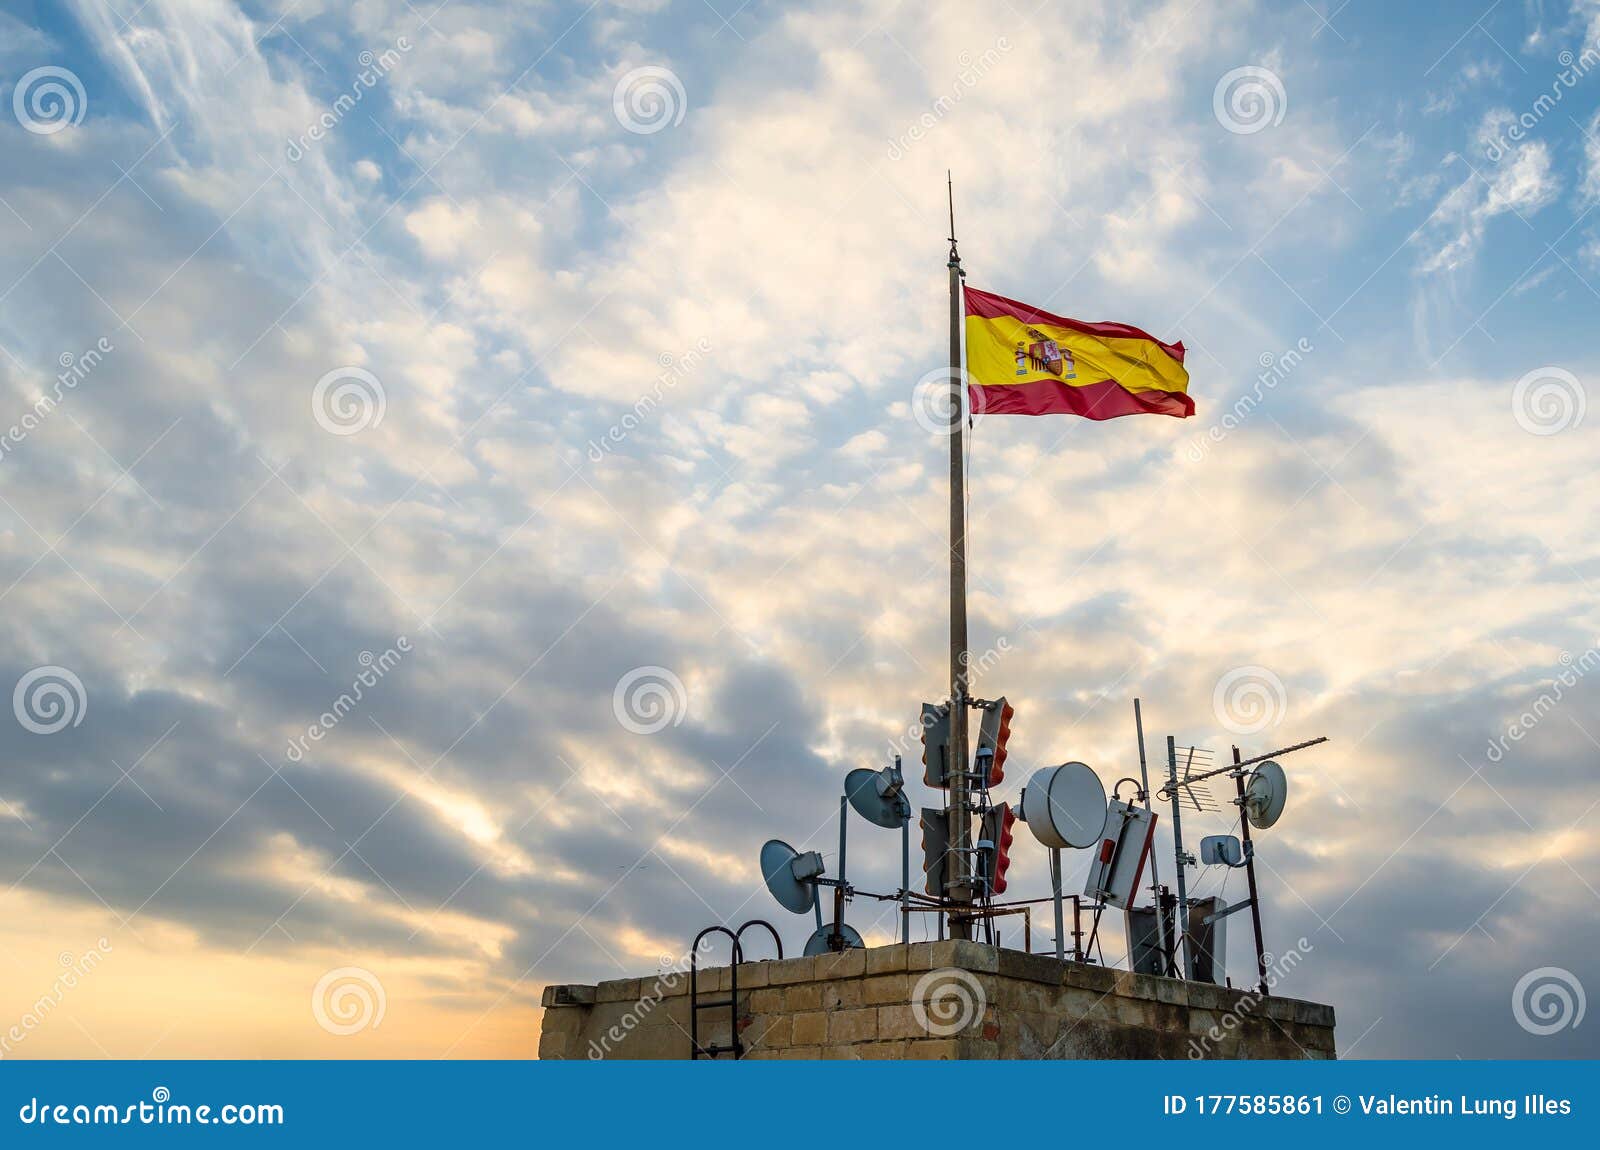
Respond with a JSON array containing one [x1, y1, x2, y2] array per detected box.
[[820, 980, 863, 1010], [855, 1040, 907, 1059], [877, 1004, 925, 1041], [792, 1012, 828, 1046], [813, 947, 866, 980], [1294, 998, 1337, 1029], [765, 955, 817, 986], [905, 1037, 962, 1059], [749, 1013, 791, 1050], [1150, 976, 1189, 1008], [997, 948, 1066, 986], [749, 987, 783, 1014], [828, 1007, 878, 1044], [926, 939, 998, 973], [541, 984, 596, 1008], [863, 974, 911, 1006], [784, 982, 824, 1012], [866, 945, 910, 975], [596, 978, 643, 1005], [1062, 962, 1117, 993], [735, 961, 771, 988]]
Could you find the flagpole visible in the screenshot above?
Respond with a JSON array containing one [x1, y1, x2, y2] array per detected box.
[[946, 171, 973, 937]]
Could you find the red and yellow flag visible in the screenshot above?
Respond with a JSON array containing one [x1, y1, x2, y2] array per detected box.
[[964, 286, 1193, 420]]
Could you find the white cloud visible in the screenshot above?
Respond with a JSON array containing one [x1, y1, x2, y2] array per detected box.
[[1416, 114, 1560, 273]]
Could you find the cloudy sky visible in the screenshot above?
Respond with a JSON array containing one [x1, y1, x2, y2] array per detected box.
[[1, 0, 1597, 1059]]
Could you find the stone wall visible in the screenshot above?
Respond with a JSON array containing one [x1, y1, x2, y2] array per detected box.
[[537, 941, 1336, 1060]]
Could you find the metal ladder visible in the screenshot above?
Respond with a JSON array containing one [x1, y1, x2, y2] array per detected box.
[[688, 919, 781, 1059]]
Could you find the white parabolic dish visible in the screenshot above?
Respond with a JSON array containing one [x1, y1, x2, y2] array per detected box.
[[1021, 762, 1109, 849]]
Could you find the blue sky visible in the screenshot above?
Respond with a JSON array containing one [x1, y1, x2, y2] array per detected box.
[[0, 0, 1597, 1059]]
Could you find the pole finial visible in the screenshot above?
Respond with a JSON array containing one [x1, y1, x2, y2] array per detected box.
[[947, 170, 960, 267]]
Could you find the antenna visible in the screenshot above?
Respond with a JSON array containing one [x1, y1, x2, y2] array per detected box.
[[1018, 762, 1107, 849], [1242, 759, 1287, 829], [845, 763, 911, 829], [844, 759, 914, 943], [1016, 762, 1110, 961], [760, 839, 822, 915]]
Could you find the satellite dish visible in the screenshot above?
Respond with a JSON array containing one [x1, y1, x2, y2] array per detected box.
[[761, 839, 822, 914], [1243, 760, 1287, 829], [845, 766, 911, 829], [1020, 762, 1108, 849], [803, 923, 864, 956]]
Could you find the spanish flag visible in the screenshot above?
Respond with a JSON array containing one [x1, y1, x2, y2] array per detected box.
[[964, 286, 1193, 420]]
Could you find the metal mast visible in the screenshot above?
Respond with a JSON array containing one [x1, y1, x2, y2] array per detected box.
[[945, 172, 973, 935]]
